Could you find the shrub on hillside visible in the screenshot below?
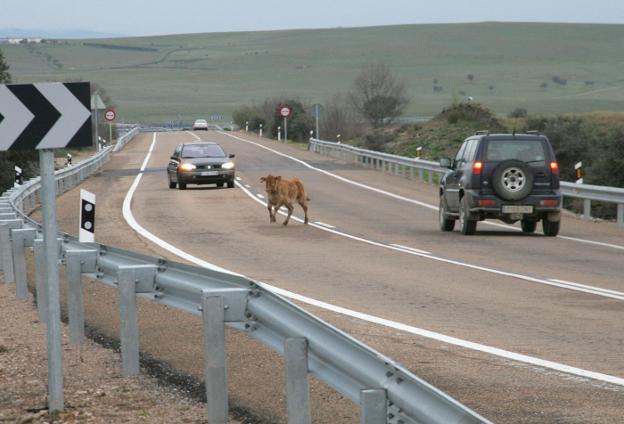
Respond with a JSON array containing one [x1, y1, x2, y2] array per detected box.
[[434, 102, 506, 132]]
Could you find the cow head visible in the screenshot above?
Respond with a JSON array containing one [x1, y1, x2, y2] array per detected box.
[[260, 175, 281, 194]]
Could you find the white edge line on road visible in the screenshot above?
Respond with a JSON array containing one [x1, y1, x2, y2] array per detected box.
[[121, 132, 624, 388], [256, 193, 265, 199], [314, 221, 336, 229], [218, 131, 624, 251], [390, 243, 431, 255]]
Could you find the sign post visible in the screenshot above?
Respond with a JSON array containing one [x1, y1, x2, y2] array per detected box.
[[280, 105, 292, 143], [104, 108, 116, 146], [0, 81, 92, 414]]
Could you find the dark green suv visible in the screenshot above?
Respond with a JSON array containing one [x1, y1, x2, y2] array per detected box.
[[438, 132, 561, 236]]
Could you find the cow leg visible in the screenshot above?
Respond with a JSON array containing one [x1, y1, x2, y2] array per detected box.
[[267, 203, 276, 223], [283, 203, 294, 226], [299, 200, 309, 224]]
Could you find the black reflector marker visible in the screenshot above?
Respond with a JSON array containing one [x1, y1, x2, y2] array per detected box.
[[79, 189, 96, 242]]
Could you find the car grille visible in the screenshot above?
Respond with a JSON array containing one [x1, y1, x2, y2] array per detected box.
[[196, 164, 222, 170]]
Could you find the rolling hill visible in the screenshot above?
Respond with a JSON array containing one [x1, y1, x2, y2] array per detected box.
[[2, 22, 624, 123]]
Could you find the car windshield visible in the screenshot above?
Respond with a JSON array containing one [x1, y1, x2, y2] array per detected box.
[[486, 139, 546, 163], [195, 120, 207, 124], [182, 144, 225, 158]]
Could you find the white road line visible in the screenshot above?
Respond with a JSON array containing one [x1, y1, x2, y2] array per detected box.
[[314, 221, 336, 229], [236, 176, 242, 181], [390, 244, 431, 255], [235, 179, 624, 302], [256, 193, 265, 199], [245, 184, 251, 188], [548, 279, 624, 297], [120, 139, 624, 387], [218, 131, 624, 251]]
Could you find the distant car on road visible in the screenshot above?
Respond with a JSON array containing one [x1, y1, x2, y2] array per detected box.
[[192, 119, 209, 131], [167, 142, 236, 189], [438, 131, 561, 236]]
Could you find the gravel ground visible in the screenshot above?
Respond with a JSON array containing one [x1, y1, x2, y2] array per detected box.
[[0, 281, 242, 424]]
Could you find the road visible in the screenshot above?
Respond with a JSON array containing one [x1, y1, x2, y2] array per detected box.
[[48, 130, 624, 423]]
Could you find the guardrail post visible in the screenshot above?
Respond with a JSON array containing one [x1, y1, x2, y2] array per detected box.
[[428, 170, 433, 184], [0, 219, 23, 283], [65, 251, 85, 345], [583, 199, 591, 220], [202, 293, 229, 424], [617, 204, 623, 228], [11, 228, 36, 299], [285, 337, 311, 424], [118, 268, 140, 376], [418, 168, 424, 182], [360, 389, 387, 424], [34, 238, 48, 323]]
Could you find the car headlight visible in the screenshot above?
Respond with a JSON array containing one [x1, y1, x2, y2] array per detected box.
[[178, 163, 196, 171], [222, 161, 235, 170]]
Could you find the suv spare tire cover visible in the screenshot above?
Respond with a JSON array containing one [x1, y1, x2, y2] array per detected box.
[[491, 160, 534, 201]]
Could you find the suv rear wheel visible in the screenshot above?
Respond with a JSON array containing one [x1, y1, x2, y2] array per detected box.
[[521, 219, 537, 233], [439, 196, 455, 232], [542, 218, 560, 237], [459, 197, 477, 235], [492, 160, 534, 201]]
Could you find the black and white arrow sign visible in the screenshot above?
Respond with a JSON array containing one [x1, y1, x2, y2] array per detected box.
[[0, 82, 92, 151]]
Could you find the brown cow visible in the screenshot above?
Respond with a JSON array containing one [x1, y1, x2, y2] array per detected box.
[[260, 174, 309, 226]]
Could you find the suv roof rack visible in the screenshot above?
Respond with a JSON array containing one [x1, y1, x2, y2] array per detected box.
[[526, 130, 541, 135], [474, 130, 490, 135]]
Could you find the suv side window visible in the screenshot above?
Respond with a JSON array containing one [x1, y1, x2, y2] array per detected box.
[[454, 141, 468, 168], [464, 139, 479, 163]]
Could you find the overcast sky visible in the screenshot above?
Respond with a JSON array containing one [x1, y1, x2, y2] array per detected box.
[[2, 0, 624, 36]]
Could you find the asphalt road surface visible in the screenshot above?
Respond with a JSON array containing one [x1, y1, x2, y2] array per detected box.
[[47, 130, 624, 424]]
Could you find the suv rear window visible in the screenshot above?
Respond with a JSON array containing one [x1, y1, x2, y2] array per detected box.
[[485, 139, 546, 163]]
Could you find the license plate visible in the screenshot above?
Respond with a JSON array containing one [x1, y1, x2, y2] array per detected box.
[[201, 171, 219, 176], [502, 205, 533, 214]]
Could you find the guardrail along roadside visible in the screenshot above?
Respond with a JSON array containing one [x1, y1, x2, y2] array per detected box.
[[309, 138, 624, 227], [1, 128, 491, 424]]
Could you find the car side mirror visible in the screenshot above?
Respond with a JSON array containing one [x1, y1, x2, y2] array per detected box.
[[170, 156, 177, 161], [439, 158, 452, 169], [229, 154, 235, 158]]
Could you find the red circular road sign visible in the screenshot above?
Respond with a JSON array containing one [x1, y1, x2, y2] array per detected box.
[[104, 108, 116, 122], [279, 105, 291, 117]]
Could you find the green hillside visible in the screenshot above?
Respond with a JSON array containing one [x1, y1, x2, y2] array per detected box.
[[3, 22, 624, 123]]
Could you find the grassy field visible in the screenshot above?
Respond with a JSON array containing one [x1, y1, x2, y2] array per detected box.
[[3, 22, 624, 123]]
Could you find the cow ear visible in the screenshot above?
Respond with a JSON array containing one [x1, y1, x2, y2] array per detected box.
[[260, 177, 266, 182]]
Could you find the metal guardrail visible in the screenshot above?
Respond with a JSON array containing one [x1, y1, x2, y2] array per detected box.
[[0, 131, 491, 424], [309, 138, 624, 227]]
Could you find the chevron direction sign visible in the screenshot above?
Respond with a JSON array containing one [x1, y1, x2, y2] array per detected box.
[[0, 82, 92, 151]]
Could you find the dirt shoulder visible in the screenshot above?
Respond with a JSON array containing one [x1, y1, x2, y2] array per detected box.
[[0, 280, 242, 424]]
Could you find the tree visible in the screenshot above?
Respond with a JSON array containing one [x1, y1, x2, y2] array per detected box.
[[0, 48, 11, 83], [320, 94, 361, 141], [349, 63, 409, 128]]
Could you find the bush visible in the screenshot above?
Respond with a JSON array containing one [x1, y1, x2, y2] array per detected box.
[[508, 108, 528, 118]]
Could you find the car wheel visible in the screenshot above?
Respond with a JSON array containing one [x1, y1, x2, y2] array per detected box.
[[458, 196, 477, 235], [169, 181, 176, 189], [439, 196, 455, 232], [492, 160, 534, 201], [542, 218, 560, 237], [178, 182, 187, 190], [521, 219, 537, 233], [217, 182, 224, 188], [227, 180, 235, 188]]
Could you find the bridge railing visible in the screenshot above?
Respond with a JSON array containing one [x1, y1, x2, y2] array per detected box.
[[0, 129, 491, 424], [309, 138, 624, 227]]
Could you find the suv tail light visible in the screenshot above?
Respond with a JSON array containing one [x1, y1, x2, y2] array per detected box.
[[540, 199, 559, 207], [472, 161, 483, 175], [549, 162, 559, 175]]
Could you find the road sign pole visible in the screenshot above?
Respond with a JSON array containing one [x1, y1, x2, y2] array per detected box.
[[109, 122, 112, 145], [93, 105, 98, 150], [40, 149, 64, 413], [284, 116, 288, 143]]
